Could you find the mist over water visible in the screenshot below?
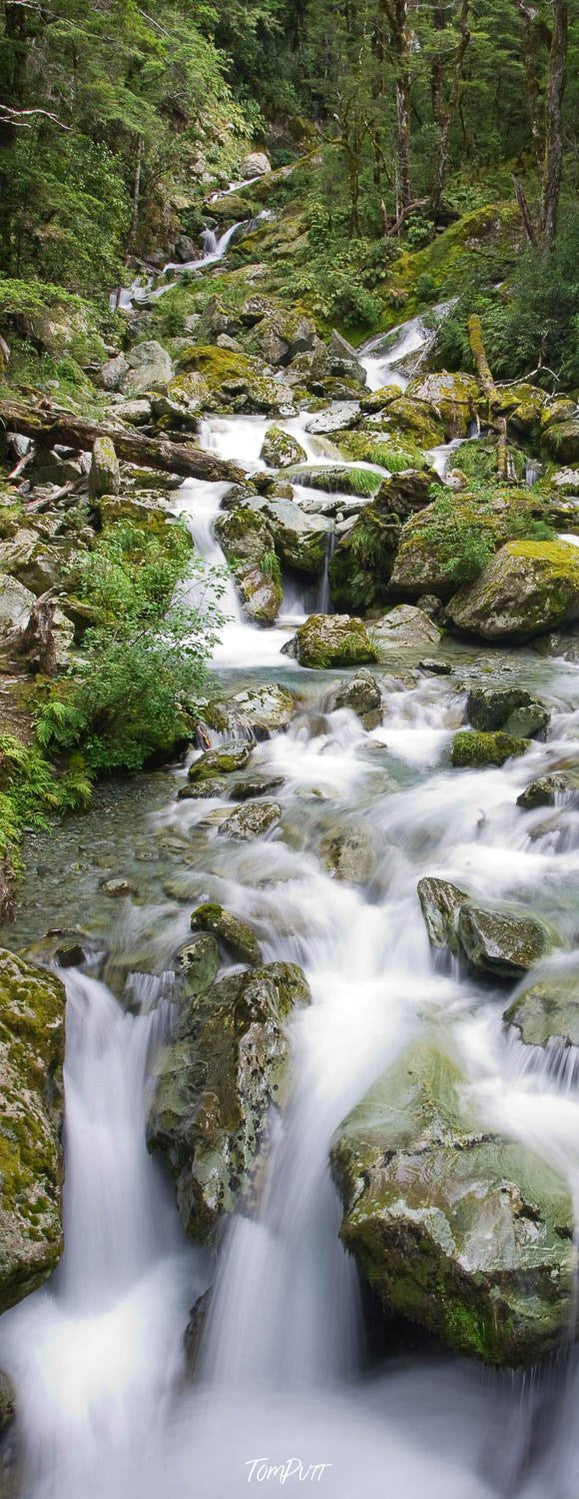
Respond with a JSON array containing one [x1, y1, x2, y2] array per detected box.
[[2, 295, 579, 1499]]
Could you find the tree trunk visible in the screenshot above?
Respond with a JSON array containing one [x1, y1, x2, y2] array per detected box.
[[129, 135, 144, 250], [393, 0, 413, 211], [540, 0, 568, 251], [0, 402, 244, 483], [468, 314, 509, 481], [431, 0, 471, 211], [17, 590, 58, 677], [514, 0, 543, 168]]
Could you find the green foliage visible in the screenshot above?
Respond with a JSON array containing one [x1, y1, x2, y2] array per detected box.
[[36, 521, 224, 774], [417, 492, 495, 585], [261, 549, 282, 585], [0, 734, 91, 869]]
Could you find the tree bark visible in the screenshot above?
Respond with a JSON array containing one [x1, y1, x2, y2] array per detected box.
[[394, 0, 413, 211], [129, 135, 144, 249], [430, 0, 471, 211], [540, 0, 568, 251], [17, 589, 58, 677], [0, 402, 244, 483], [468, 314, 509, 481], [514, 0, 543, 167]]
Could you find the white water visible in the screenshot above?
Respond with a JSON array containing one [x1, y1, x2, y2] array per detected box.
[[113, 221, 247, 309], [2, 310, 579, 1499]]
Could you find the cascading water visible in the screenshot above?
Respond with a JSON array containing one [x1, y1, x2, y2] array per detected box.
[[2, 310, 579, 1499]]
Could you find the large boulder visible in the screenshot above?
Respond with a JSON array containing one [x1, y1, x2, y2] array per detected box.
[[417, 876, 552, 978], [188, 741, 252, 784], [190, 902, 262, 966], [505, 972, 579, 1049], [405, 371, 482, 438], [0, 530, 64, 597], [0, 574, 38, 635], [329, 669, 382, 726], [331, 1041, 576, 1367], [122, 340, 173, 397], [541, 417, 579, 465], [451, 730, 530, 767], [328, 330, 367, 387], [99, 352, 129, 392], [447, 541, 579, 642], [283, 614, 378, 669], [176, 345, 293, 415], [218, 800, 281, 841], [517, 770, 579, 811], [257, 495, 333, 575], [328, 504, 401, 613], [466, 686, 549, 738], [372, 604, 441, 654], [260, 426, 307, 469], [240, 152, 271, 178], [207, 684, 295, 739], [147, 962, 310, 1242], [236, 564, 283, 626], [0, 950, 66, 1313]]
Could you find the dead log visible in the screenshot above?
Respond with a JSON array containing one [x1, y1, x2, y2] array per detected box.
[[467, 315, 510, 483], [0, 401, 245, 484], [16, 590, 59, 677]]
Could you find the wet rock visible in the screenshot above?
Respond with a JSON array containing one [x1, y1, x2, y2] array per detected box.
[[147, 962, 311, 1242], [306, 403, 361, 436], [187, 741, 252, 784], [207, 684, 295, 739], [230, 772, 285, 801], [331, 1041, 576, 1367], [283, 614, 378, 669], [466, 686, 542, 733], [457, 904, 552, 978], [190, 902, 262, 966], [0, 949, 66, 1313], [417, 876, 467, 954], [517, 770, 579, 810], [100, 877, 137, 897], [447, 541, 579, 642], [89, 436, 120, 497], [0, 1371, 15, 1435], [218, 800, 281, 841], [236, 564, 283, 626], [260, 426, 306, 469], [372, 605, 441, 652], [503, 703, 550, 738], [328, 330, 367, 387], [175, 934, 220, 999], [451, 730, 530, 767], [328, 504, 401, 613], [320, 824, 374, 884], [123, 340, 173, 397], [505, 972, 579, 1048], [418, 657, 452, 675], [240, 151, 271, 177], [331, 670, 382, 722], [258, 495, 333, 576]]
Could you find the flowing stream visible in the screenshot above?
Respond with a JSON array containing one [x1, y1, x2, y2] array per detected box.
[[1, 304, 579, 1499]]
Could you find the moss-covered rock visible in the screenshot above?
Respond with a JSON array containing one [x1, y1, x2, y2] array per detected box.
[[188, 740, 252, 783], [0, 949, 66, 1314], [88, 436, 120, 497], [405, 371, 481, 438], [175, 934, 220, 999], [190, 902, 262, 966], [517, 769, 579, 810], [328, 503, 401, 613], [505, 972, 579, 1049], [147, 962, 311, 1242], [331, 1040, 576, 1367], [334, 432, 425, 473], [260, 425, 306, 469], [466, 686, 547, 735], [207, 684, 295, 739], [372, 604, 441, 653], [451, 729, 529, 767], [236, 563, 283, 625], [218, 799, 281, 841], [292, 465, 382, 498], [257, 495, 333, 575], [284, 613, 378, 668], [176, 344, 292, 414], [417, 876, 467, 954], [457, 904, 551, 978], [447, 540, 579, 642], [541, 417, 579, 465]]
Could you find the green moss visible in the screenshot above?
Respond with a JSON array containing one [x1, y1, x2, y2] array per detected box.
[[451, 730, 530, 767], [335, 432, 424, 471], [292, 465, 382, 497]]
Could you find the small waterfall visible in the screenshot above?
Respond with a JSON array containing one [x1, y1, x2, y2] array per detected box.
[[201, 227, 218, 256], [318, 527, 336, 613], [525, 458, 543, 486]]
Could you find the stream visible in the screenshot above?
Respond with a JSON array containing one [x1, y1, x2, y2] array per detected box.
[[1, 275, 579, 1499]]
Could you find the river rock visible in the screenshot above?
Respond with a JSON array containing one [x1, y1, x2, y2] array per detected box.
[[320, 824, 374, 884], [240, 152, 271, 178], [457, 904, 552, 977], [328, 330, 367, 387], [147, 962, 311, 1242], [190, 902, 262, 966], [283, 614, 378, 669], [260, 426, 306, 469], [258, 495, 333, 575], [217, 800, 281, 841], [123, 340, 173, 397], [504, 972, 579, 1048], [451, 730, 530, 767], [306, 403, 361, 436], [207, 684, 295, 739], [517, 770, 579, 810], [331, 670, 382, 723], [229, 773, 285, 801], [331, 1041, 576, 1367], [447, 541, 579, 642], [0, 949, 66, 1313], [89, 436, 120, 497], [372, 605, 441, 653], [188, 741, 253, 784], [405, 371, 481, 438], [466, 686, 547, 736], [236, 564, 283, 625], [99, 352, 129, 391], [175, 934, 220, 999], [328, 504, 400, 613], [417, 876, 467, 955]]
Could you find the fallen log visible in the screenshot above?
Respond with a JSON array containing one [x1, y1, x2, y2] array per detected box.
[[0, 401, 245, 484], [467, 315, 511, 483]]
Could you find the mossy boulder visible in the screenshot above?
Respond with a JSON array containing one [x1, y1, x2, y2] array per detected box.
[[331, 1041, 576, 1367], [283, 613, 378, 669], [335, 431, 425, 473], [292, 465, 382, 499], [417, 876, 552, 978], [541, 417, 579, 465], [176, 344, 292, 414], [236, 563, 283, 625], [257, 495, 333, 575], [175, 934, 220, 1000], [188, 740, 252, 783], [517, 770, 579, 810], [389, 492, 548, 603], [207, 684, 295, 739], [328, 504, 401, 613], [123, 340, 173, 397], [190, 902, 262, 966], [260, 425, 306, 469], [451, 729, 529, 767], [504, 971, 579, 1048], [215, 504, 274, 569], [372, 604, 441, 653], [466, 686, 548, 737], [405, 371, 481, 438], [218, 800, 281, 841], [379, 396, 444, 447], [448, 541, 579, 642], [0, 949, 66, 1313], [147, 962, 311, 1242]]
